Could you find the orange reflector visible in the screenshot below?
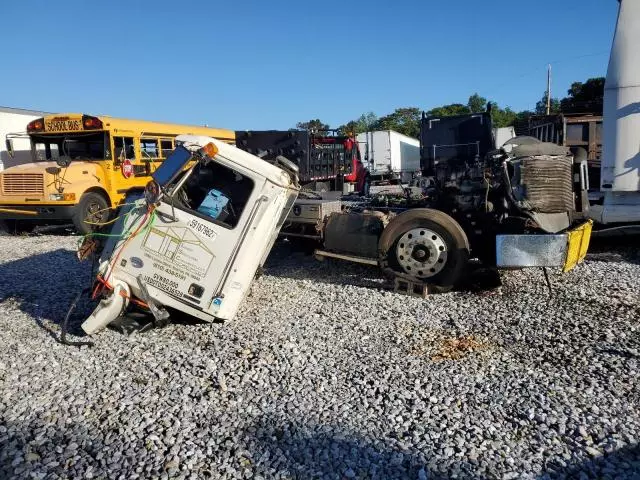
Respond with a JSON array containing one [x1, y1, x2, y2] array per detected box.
[[201, 142, 219, 158], [63, 193, 76, 201]]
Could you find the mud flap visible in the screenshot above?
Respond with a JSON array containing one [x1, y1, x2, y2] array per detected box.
[[562, 220, 593, 272]]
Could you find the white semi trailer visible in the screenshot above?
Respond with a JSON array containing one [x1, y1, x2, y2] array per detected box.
[[493, 127, 516, 149], [589, 0, 640, 224], [357, 130, 420, 184], [0, 106, 48, 171]]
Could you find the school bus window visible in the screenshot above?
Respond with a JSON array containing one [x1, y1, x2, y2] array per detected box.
[[160, 139, 173, 158], [63, 134, 105, 159], [114, 137, 134, 162], [140, 138, 159, 160], [31, 133, 106, 161], [34, 143, 50, 161]]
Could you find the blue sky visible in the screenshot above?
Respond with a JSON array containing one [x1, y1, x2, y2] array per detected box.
[[2, 0, 618, 130]]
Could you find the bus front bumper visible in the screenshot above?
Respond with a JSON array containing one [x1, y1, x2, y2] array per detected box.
[[0, 204, 77, 221]]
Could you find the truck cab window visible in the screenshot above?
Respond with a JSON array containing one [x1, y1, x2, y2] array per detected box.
[[172, 161, 254, 229], [114, 137, 135, 162]]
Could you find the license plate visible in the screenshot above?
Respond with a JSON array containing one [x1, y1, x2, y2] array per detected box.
[[44, 118, 83, 132], [563, 220, 593, 272]]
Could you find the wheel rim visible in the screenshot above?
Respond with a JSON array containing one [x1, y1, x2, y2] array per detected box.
[[395, 228, 448, 279], [85, 201, 106, 224]]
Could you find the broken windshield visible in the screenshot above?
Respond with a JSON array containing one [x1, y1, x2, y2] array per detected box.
[[30, 132, 109, 161]]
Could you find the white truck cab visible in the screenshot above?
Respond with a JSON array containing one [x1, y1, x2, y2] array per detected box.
[[82, 135, 300, 334]]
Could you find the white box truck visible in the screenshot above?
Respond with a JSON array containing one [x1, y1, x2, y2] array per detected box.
[[357, 130, 420, 184], [493, 126, 516, 148]]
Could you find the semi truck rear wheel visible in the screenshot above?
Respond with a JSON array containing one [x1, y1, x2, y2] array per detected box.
[[73, 192, 109, 235], [378, 209, 470, 292]]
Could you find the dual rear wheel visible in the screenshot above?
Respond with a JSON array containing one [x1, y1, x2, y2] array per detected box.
[[378, 209, 470, 292]]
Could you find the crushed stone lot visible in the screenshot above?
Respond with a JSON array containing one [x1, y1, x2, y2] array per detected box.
[[0, 234, 638, 479]]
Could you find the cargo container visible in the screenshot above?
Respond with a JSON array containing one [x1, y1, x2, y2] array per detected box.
[[356, 130, 420, 183], [493, 126, 516, 148]]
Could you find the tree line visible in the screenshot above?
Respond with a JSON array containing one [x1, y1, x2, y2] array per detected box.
[[296, 77, 605, 138]]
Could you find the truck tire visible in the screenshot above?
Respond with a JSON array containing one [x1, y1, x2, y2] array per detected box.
[[378, 208, 470, 292], [73, 192, 109, 235]]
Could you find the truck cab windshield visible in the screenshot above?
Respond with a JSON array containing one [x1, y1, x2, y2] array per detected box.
[[170, 160, 254, 229], [151, 145, 192, 187], [30, 132, 109, 161]]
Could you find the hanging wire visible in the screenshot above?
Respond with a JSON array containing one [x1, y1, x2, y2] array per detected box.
[[81, 201, 140, 227]]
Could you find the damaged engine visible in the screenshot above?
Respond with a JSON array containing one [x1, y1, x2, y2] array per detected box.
[[417, 111, 589, 261]]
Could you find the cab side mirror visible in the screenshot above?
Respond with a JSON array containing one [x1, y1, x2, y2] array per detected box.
[[5, 138, 14, 158]]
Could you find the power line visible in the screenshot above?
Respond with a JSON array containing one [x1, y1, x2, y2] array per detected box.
[[547, 50, 609, 65], [483, 50, 609, 105]]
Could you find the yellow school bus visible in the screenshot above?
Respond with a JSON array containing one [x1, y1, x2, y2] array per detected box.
[[0, 113, 235, 233]]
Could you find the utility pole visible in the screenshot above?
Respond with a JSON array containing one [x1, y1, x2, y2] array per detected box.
[[546, 64, 552, 115]]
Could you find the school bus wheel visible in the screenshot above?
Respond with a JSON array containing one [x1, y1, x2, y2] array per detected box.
[[73, 192, 109, 235]]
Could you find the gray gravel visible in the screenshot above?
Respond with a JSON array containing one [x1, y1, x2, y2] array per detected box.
[[0, 234, 639, 479]]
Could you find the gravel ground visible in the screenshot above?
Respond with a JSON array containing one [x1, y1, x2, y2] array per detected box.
[[0, 234, 638, 479]]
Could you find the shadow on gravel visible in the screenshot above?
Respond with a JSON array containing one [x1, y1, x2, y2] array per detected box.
[[0, 249, 94, 337], [264, 242, 503, 294], [241, 416, 640, 479], [587, 236, 640, 265], [241, 416, 479, 479], [264, 243, 388, 291], [243, 419, 448, 479], [555, 442, 640, 479], [0, 419, 108, 479]]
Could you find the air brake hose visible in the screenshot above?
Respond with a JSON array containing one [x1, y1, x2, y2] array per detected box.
[[60, 288, 95, 347]]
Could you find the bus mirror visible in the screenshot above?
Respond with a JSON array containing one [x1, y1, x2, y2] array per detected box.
[[57, 157, 71, 168], [5, 138, 14, 158]]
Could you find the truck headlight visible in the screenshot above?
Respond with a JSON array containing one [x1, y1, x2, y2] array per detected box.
[[49, 193, 76, 201]]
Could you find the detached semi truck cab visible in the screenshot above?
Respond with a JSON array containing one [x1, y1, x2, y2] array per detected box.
[[81, 135, 300, 334]]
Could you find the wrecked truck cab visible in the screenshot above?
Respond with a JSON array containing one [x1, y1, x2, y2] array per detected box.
[[81, 135, 300, 335]]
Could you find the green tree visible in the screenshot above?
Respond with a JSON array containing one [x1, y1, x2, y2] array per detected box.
[[296, 119, 330, 132], [426, 103, 471, 117], [535, 92, 561, 115], [372, 107, 421, 138], [337, 112, 378, 135], [490, 104, 518, 128], [467, 93, 488, 113], [560, 77, 605, 113]]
